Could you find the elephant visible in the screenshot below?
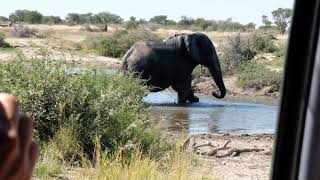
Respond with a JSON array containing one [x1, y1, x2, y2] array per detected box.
[[121, 32, 226, 104]]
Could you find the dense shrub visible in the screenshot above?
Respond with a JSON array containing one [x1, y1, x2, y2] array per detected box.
[[192, 65, 211, 77], [220, 33, 256, 74], [11, 24, 34, 38], [42, 16, 62, 25], [220, 32, 278, 74], [0, 16, 9, 23], [0, 32, 10, 48], [82, 29, 161, 58], [236, 62, 282, 90], [250, 33, 278, 53], [123, 20, 139, 30], [0, 54, 169, 161]]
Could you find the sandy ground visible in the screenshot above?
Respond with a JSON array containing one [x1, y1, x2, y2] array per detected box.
[[184, 134, 274, 180], [0, 37, 121, 67]]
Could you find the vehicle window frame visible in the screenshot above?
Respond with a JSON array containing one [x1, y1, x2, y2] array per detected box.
[[271, 0, 320, 179]]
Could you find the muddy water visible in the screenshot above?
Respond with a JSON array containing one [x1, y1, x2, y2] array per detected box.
[[144, 91, 278, 135]]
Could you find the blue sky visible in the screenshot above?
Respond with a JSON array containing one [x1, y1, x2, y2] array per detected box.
[[1, 0, 294, 25]]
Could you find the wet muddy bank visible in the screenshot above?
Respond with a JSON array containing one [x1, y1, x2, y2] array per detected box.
[[192, 76, 280, 103]]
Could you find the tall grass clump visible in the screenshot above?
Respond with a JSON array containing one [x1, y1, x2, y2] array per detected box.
[[0, 53, 171, 163], [80, 144, 203, 180], [236, 61, 282, 90], [81, 29, 161, 58]]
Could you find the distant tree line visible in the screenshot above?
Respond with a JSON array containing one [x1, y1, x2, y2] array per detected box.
[[0, 8, 293, 33]]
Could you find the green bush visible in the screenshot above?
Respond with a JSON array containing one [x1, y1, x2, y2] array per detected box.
[[220, 32, 278, 75], [0, 31, 10, 48], [0, 54, 169, 162], [236, 62, 282, 90], [192, 65, 210, 77], [250, 33, 278, 53], [220, 33, 256, 74], [82, 29, 161, 58]]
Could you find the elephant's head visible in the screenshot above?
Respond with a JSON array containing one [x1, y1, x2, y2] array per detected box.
[[180, 33, 226, 99]]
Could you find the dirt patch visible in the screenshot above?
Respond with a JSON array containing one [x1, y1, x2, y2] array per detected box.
[[1, 38, 121, 67], [183, 133, 274, 180]]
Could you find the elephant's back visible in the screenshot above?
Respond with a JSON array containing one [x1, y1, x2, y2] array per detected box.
[[122, 40, 157, 70]]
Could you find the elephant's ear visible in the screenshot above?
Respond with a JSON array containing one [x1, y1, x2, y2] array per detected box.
[[183, 35, 201, 63]]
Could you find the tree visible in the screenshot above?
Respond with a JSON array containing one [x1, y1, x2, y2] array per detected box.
[[194, 18, 210, 30], [149, 15, 168, 25], [9, 10, 25, 23], [262, 15, 272, 26], [42, 16, 62, 25], [79, 13, 94, 24], [245, 22, 256, 31], [271, 8, 293, 34], [125, 16, 138, 30], [66, 13, 80, 25], [138, 18, 147, 24], [0, 16, 9, 23], [24, 11, 42, 24], [97, 12, 123, 24], [178, 16, 194, 26], [8, 10, 43, 24]]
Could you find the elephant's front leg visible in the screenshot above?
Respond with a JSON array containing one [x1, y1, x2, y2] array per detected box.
[[172, 78, 199, 104], [188, 90, 199, 103], [176, 90, 199, 104], [174, 88, 199, 104]]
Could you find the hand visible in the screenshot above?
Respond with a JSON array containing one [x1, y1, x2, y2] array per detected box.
[[0, 94, 38, 180]]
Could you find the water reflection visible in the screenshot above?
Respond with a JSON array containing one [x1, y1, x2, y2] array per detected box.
[[144, 91, 277, 135]]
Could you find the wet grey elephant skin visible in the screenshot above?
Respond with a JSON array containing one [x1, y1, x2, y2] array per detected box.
[[121, 32, 226, 104]]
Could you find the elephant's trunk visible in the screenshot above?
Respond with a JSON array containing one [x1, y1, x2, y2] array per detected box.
[[208, 55, 226, 99]]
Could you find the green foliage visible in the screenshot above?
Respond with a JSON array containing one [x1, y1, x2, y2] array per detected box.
[[220, 33, 256, 74], [82, 29, 161, 58], [250, 33, 278, 53], [221, 32, 278, 74], [0, 32, 11, 48], [0, 54, 170, 162], [97, 12, 123, 24], [9, 10, 43, 24], [192, 65, 210, 78], [178, 16, 194, 27], [65, 12, 123, 25], [42, 16, 62, 25], [236, 62, 282, 90], [271, 8, 293, 34], [65, 13, 81, 25], [124, 17, 139, 30], [0, 16, 9, 23], [262, 15, 272, 26], [194, 18, 211, 30], [149, 15, 169, 25]]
